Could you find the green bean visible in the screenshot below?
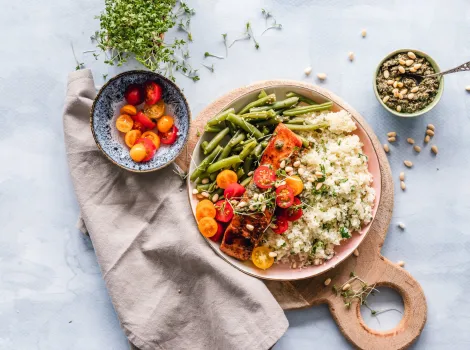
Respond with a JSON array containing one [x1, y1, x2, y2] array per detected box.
[[243, 155, 254, 175], [207, 108, 236, 126], [204, 127, 230, 155], [286, 92, 318, 105], [197, 181, 217, 193], [282, 102, 333, 116], [201, 140, 209, 151], [286, 117, 306, 124], [261, 140, 268, 148], [210, 172, 218, 181], [240, 110, 276, 121], [226, 120, 237, 136], [207, 155, 242, 173], [238, 94, 276, 114], [190, 145, 223, 181], [204, 125, 223, 132], [226, 114, 263, 139], [239, 140, 257, 160], [255, 116, 286, 126], [250, 97, 299, 112], [240, 176, 252, 187], [252, 142, 264, 158], [219, 131, 246, 160], [261, 125, 270, 135], [293, 133, 311, 148], [236, 168, 245, 179], [258, 89, 268, 99], [285, 122, 329, 131]]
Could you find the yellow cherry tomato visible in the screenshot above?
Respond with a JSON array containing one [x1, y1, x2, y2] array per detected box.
[[120, 104, 137, 116], [116, 114, 134, 133], [144, 100, 165, 119], [141, 131, 161, 150], [216, 170, 238, 189], [251, 246, 274, 270], [198, 217, 218, 238], [285, 175, 304, 196], [157, 115, 174, 133], [124, 130, 142, 148], [196, 199, 216, 221], [130, 143, 147, 162]]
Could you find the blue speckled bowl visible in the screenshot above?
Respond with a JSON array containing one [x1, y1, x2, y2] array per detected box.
[[91, 70, 191, 172]]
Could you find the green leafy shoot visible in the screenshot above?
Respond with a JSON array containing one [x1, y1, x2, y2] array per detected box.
[[178, 18, 193, 41], [202, 63, 215, 72], [245, 22, 259, 49], [261, 8, 272, 26], [229, 23, 251, 48], [261, 8, 282, 35], [262, 20, 282, 35], [93, 53, 100, 60], [222, 33, 228, 57], [102, 74, 108, 81], [70, 43, 84, 70], [204, 52, 224, 59]]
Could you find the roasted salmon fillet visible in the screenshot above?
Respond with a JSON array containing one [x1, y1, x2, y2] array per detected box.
[[220, 123, 302, 261]]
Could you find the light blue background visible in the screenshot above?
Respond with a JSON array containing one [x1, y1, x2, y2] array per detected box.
[[2, 0, 470, 349]]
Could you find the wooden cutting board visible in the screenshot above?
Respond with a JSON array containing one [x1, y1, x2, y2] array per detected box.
[[176, 80, 426, 350]]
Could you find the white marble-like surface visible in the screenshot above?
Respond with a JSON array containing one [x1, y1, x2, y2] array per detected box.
[[2, 0, 470, 349]]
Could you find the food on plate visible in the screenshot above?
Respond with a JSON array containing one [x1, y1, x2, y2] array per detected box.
[[114, 80, 179, 162], [190, 90, 375, 270], [376, 51, 440, 113], [198, 217, 218, 238]]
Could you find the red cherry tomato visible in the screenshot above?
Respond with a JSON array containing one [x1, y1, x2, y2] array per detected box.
[[272, 216, 288, 234], [279, 197, 303, 221], [144, 81, 162, 106], [275, 185, 294, 208], [124, 84, 143, 105], [132, 121, 148, 133], [214, 200, 234, 223], [134, 111, 155, 130], [135, 138, 156, 162], [209, 222, 225, 242], [224, 183, 246, 199], [253, 165, 276, 189], [159, 125, 178, 145]]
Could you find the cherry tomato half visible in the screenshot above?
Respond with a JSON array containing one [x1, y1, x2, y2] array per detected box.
[[157, 115, 174, 133], [120, 104, 137, 116], [275, 185, 294, 208], [159, 125, 178, 145], [278, 197, 303, 222], [209, 222, 225, 242], [214, 200, 234, 223], [253, 165, 276, 189], [251, 246, 274, 270], [124, 84, 143, 105], [144, 81, 162, 106], [130, 143, 147, 162], [144, 100, 165, 119], [116, 114, 134, 133], [133, 111, 155, 130], [224, 183, 246, 199], [216, 170, 238, 189], [272, 216, 288, 234], [141, 131, 160, 150], [135, 137, 157, 162], [125, 130, 142, 148]]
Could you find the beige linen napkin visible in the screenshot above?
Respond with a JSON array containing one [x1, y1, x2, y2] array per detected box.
[[63, 69, 288, 350]]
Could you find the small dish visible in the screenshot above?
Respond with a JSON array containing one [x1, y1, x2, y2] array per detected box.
[[90, 70, 191, 172], [373, 49, 444, 118]]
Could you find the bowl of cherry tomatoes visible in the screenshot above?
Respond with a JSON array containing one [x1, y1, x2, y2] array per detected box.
[[91, 70, 191, 172]]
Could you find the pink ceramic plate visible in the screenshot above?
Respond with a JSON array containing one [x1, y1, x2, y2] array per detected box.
[[187, 84, 381, 281]]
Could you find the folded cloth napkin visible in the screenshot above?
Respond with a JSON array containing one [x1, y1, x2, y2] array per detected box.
[[63, 69, 288, 350]]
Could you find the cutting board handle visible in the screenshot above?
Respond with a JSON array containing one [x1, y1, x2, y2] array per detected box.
[[327, 257, 427, 350]]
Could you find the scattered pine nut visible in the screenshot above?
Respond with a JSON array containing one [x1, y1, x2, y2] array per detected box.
[[407, 93, 415, 100], [383, 96, 390, 103], [414, 145, 421, 153], [317, 73, 327, 80], [304, 66, 312, 76], [280, 160, 286, 169], [383, 144, 390, 153], [387, 80, 394, 85], [399, 172, 405, 181], [384, 70, 390, 79], [353, 249, 359, 257], [427, 124, 435, 131], [393, 81, 398, 88], [361, 29, 367, 37], [285, 166, 293, 173], [431, 145, 438, 154], [196, 194, 204, 200], [398, 66, 405, 74], [397, 82, 404, 88], [413, 63, 422, 70], [405, 59, 414, 66], [407, 138, 415, 144], [397, 260, 405, 267], [466, 86, 470, 92], [293, 160, 301, 167], [411, 87, 419, 93], [400, 181, 406, 190], [246, 224, 254, 231], [269, 252, 277, 258], [201, 192, 210, 198], [192, 189, 199, 194], [324, 278, 332, 286], [424, 135, 431, 143], [388, 137, 396, 142], [398, 59, 406, 66], [426, 129, 435, 136], [387, 131, 397, 137], [316, 182, 323, 190], [348, 51, 355, 61], [342, 283, 351, 291], [396, 105, 402, 112], [212, 194, 219, 202], [407, 51, 416, 59], [201, 178, 209, 184], [398, 222, 406, 230], [404, 160, 413, 168]]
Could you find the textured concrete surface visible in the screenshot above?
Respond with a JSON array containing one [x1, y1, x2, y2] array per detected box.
[[1, 0, 470, 349]]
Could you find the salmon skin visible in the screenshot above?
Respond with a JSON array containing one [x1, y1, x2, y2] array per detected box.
[[220, 124, 302, 261]]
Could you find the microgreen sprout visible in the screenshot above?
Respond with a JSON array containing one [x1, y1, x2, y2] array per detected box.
[[229, 23, 251, 48], [178, 18, 193, 41], [222, 33, 228, 57], [93, 53, 100, 60], [261, 8, 272, 26], [245, 22, 260, 49], [262, 20, 282, 35], [204, 52, 224, 59], [261, 8, 282, 35], [70, 43, 84, 70], [102, 74, 108, 81], [202, 63, 215, 72]]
